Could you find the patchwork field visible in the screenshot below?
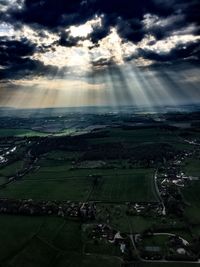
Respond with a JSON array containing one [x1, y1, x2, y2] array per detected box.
[[0, 215, 122, 267], [0, 157, 156, 202], [0, 115, 199, 266]]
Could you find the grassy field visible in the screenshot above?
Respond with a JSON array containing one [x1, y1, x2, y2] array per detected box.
[[95, 204, 187, 233], [84, 237, 121, 256], [45, 150, 82, 161], [0, 129, 49, 137], [7, 236, 58, 267], [96, 204, 158, 233], [182, 179, 200, 223], [183, 159, 200, 177], [0, 177, 92, 201], [0, 215, 41, 263], [181, 159, 200, 222], [0, 176, 6, 185], [0, 214, 195, 267], [26, 156, 155, 180], [0, 160, 24, 177], [0, 215, 122, 267], [0, 150, 157, 202], [54, 128, 77, 136], [90, 169, 156, 202], [0, 162, 156, 202], [55, 253, 122, 267], [0, 128, 76, 137], [128, 263, 200, 267]]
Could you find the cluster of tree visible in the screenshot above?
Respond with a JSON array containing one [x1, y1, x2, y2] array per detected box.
[[165, 112, 200, 122], [30, 136, 88, 156], [82, 143, 178, 164], [0, 199, 96, 220]]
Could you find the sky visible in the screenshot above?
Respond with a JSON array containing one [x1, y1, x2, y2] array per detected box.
[[0, 0, 200, 109]]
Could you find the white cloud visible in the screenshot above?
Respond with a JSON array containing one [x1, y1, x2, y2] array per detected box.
[[0, 0, 24, 11], [69, 15, 102, 38], [139, 34, 200, 55], [172, 24, 199, 36], [143, 13, 184, 30], [0, 22, 14, 37]]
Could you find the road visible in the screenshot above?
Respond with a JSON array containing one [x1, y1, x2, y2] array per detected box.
[[154, 169, 166, 215]]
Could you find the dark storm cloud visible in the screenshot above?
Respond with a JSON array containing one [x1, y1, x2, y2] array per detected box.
[[8, 0, 92, 29], [138, 41, 200, 62], [2, 1, 199, 29], [0, 38, 58, 80], [89, 15, 113, 44], [56, 29, 89, 47], [143, 14, 190, 40], [87, 0, 174, 43], [154, 0, 200, 24], [0, 0, 8, 6], [0, 57, 59, 80], [2, 0, 200, 45], [123, 40, 200, 67], [57, 30, 80, 47], [116, 18, 145, 43], [91, 57, 116, 68], [0, 38, 35, 67], [0, 0, 200, 77], [1, 0, 189, 38]]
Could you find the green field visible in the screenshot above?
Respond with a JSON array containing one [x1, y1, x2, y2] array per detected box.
[[0, 162, 156, 202], [90, 169, 156, 202], [0, 215, 121, 267], [181, 159, 200, 222], [0, 161, 24, 177], [96, 204, 159, 233], [0, 178, 92, 201], [0, 129, 48, 137], [183, 159, 200, 177], [84, 236, 121, 257], [55, 253, 122, 267], [0, 176, 6, 185], [128, 263, 200, 267], [0, 128, 76, 137], [95, 204, 187, 233], [45, 150, 82, 161], [182, 180, 200, 223]]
